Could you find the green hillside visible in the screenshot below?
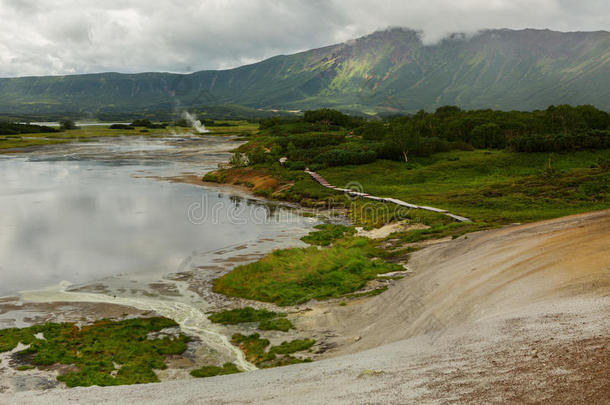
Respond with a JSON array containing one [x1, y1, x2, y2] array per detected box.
[[0, 28, 608, 115]]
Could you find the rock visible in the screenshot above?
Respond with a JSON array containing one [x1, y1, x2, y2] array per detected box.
[[354, 336, 361, 342]]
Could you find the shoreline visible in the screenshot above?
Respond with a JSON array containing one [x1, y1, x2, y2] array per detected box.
[[3, 209, 609, 403], [0, 135, 327, 393]]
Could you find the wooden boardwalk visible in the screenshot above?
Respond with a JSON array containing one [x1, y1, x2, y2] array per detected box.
[[305, 169, 471, 222]]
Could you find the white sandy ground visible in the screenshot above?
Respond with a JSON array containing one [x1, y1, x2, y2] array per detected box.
[[2, 210, 609, 404]]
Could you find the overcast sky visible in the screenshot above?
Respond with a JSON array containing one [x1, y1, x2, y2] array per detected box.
[[0, 0, 607, 77]]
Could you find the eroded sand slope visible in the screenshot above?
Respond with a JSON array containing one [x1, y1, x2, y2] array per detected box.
[[3, 210, 609, 404]]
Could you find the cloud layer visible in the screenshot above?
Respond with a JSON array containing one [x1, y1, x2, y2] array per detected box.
[[0, 0, 607, 77]]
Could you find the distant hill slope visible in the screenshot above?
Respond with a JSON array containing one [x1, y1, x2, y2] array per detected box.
[[0, 28, 608, 115]]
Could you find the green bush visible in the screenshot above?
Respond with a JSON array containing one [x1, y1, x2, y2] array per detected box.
[[314, 149, 377, 167], [190, 362, 241, 378], [109, 124, 135, 130], [269, 339, 315, 355], [0, 317, 189, 387], [230, 334, 314, 368], [258, 318, 294, 332], [208, 307, 280, 324], [300, 224, 356, 246]]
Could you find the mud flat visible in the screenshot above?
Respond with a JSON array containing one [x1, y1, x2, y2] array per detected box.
[[4, 209, 609, 404]]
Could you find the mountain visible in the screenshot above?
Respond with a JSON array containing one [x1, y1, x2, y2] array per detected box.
[[0, 28, 608, 116]]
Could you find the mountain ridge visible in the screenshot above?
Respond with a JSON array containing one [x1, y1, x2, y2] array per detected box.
[[0, 27, 608, 115]]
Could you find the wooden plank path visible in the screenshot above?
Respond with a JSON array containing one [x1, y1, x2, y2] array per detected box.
[[305, 169, 471, 222]]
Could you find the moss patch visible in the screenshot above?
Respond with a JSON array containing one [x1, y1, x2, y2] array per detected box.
[[258, 318, 294, 332], [208, 307, 280, 325], [300, 224, 356, 246], [0, 317, 189, 387], [230, 333, 314, 368], [213, 237, 403, 306], [190, 362, 241, 378]]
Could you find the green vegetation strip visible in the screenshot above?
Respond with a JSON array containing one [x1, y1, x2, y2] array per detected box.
[[208, 307, 280, 324], [231, 333, 313, 368], [208, 307, 294, 331], [300, 224, 356, 246], [320, 150, 610, 225], [190, 362, 241, 378], [0, 317, 189, 387], [258, 318, 294, 332], [213, 237, 403, 306]]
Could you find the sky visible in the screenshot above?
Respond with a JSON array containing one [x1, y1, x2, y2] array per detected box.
[[0, 0, 608, 77]]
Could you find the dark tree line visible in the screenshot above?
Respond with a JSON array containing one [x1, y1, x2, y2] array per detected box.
[[0, 122, 59, 135], [251, 105, 610, 170]]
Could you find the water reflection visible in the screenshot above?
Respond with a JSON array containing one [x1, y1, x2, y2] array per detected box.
[[0, 154, 311, 295]]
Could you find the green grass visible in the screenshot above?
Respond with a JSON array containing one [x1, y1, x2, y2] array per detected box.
[[208, 307, 294, 332], [213, 237, 403, 306], [0, 121, 255, 150], [230, 333, 313, 368], [319, 150, 610, 224], [204, 121, 258, 135], [190, 362, 241, 378], [258, 318, 294, 332], [300, 224, 356, 246], [231, 333, 275, 364], [0, 137, 70, 150], [269, 339, 315, 355], [0, 317, 189, 387], [208, 307, 280, 325]]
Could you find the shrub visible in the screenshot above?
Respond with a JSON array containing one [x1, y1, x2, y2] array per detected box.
[[354, 121, 388, 141], [130, 119, 151, 127], [208, 307, 280, 324], [190, 362, 241, 378], [246, 145, 267, 165], [229, 152, 248, 168], [269, 339, 315, 355], [109, 124, 135, 130], [314, 149, 377, 167], [230, 334, 314, 368], [60, 120, 77, 130], [300, 224, 356, 246], [258, 318, 294, 332]]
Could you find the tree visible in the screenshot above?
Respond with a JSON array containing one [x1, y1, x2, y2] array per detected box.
[[545, 105, 585, 133], [470, 123, 504, 149], [386, 122, 421, 163], [60, 120, 76, 130], [246, 145, 267, 165], [355, 121, 387, 141]]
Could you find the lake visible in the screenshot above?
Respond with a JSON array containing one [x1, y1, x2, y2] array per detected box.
[[0, 136, 313, 296]]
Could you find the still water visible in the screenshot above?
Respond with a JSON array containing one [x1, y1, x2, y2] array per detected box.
[[0, 137, 312, 295]]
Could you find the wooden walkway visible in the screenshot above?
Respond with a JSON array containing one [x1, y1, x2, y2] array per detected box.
[[305, 169, 471, 222]]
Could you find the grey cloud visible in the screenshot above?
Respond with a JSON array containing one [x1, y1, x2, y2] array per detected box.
[[0, 0, 607, 77]]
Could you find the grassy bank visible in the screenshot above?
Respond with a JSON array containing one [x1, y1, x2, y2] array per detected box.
[[0, 125, 169, 150], [213, 234, 403, 306], [0, 121, 255, 151], [0, 317, 189, 387], [230, 333, 314, 368], [208, 307, 295, 331], [206, 149, 610, 226], [205, 109, 609, 310], [319, 150, 610, 225]]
